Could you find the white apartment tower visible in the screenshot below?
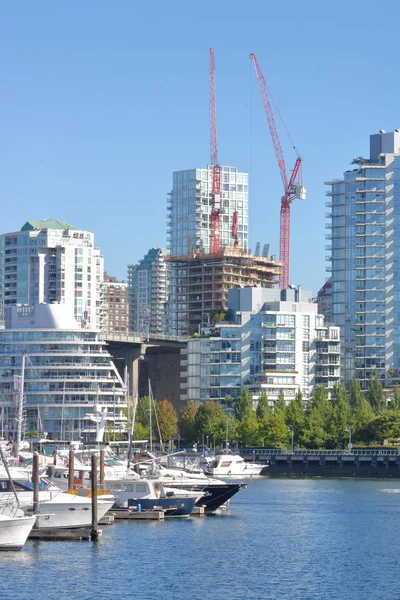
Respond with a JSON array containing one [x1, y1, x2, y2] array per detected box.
[[0, 220, 104, 329], [167, 166, 249, 256], [127, 248, 170, 336], [326, 130, 400, 388]]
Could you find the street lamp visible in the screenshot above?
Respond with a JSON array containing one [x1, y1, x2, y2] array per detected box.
[[345, 425, 352, 454], [288, 426, 294, 453]]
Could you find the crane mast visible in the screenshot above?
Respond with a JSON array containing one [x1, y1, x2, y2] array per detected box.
[[209, 48, 221, 254], [250, 53, 305, 289]]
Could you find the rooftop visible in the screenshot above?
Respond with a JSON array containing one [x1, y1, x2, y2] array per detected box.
[[21, 219, 79, 232]]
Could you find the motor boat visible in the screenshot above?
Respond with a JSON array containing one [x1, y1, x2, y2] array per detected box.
[[0, 480, 114, 530], [46, 458, 197, 518], [0, 513, 36, 550], [109, 478, 197, 518], [203, 452, 266, 478], [145, 458, 247, 513]]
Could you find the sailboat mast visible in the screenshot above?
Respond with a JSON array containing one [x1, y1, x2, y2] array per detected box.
[[60, 380, 66, 441], [15, 353, 25, 459], [149, 380, 153, 453]]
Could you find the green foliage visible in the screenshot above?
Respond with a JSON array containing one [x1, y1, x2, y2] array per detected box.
[[351, 395, 374, 442], [261, 408, 288, 448], [136, 397, 151, 427], [285, 396, 305, 442], [350, 379, 364, 410], [304, 387, 334, 448], [236, 410, 259, 447], [234, 387, 253, 421], [211, 308, 227, 325], [132, 422, 149, 441], [276, 389, 286, 411], [366, 374, 385, 415], [178, 400, 198, 443], [256, 392, 270, 421], [194, 401, 227, 443], [363, 412, 400, 444], [156, 399, 177, 442], [390, 386, 400, 411], [331, 382, 349, 407]]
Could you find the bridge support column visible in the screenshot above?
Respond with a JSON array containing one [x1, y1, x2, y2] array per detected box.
[[125, 344, 147, 399]]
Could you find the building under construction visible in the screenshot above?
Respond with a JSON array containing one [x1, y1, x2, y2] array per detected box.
[[168, 249, 281, 335]]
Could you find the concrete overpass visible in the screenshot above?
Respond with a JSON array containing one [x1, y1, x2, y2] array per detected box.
[[104, 332, 188, 412]]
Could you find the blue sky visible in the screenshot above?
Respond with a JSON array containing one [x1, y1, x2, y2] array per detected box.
[[1, 0, 399, 294]]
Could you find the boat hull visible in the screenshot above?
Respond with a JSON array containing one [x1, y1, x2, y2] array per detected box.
[[0, 515, 36, 550], [125, 497, 196, 518], [164, 483, 246, 512]]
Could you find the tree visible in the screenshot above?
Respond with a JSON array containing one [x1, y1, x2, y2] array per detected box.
[[285, 396, 305, 445], [195, 401, 227, 443], [366, 373, 385, 414], [351, 395, 374, 442], [277, 389, 286, 411], [331, 382, 349, 407], [132, 422, 149, 441], [136, 396, 151, 427], [236, 410, 260, 447], [156, 400, 177, 445], [350, 379, 364, 410], [331, 398, 352, 448], [390, 386, 400, 411], [178, 400, 198, 443], [304, 387, 334, 448], [261, 408, 289, 448], [235, 387, 253, 421], [295, 387, 303, 407], [256, 392, 270, 421], [363, 412, 400, 444]]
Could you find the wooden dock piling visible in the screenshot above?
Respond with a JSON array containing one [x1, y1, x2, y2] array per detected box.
[[90, 454, 101, 540], [68, 449, 74, 490], [32, 451, 39, 517]]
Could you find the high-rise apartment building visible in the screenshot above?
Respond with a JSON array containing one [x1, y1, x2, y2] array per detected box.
[[0, 220, 104, 329], [180, 287, 340, 407], [167, 166, 248, 256], [127, 248, 170, 336], [102, 272, 129, 335], [326, 130, 400, 388]]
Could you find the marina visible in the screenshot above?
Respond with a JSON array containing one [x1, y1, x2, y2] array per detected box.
[[1, 478, 400, 600]]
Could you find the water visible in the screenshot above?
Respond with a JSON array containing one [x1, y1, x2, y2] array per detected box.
[[1, 479, 400, 600]]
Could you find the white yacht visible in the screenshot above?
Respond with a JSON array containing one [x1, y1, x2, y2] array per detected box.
[[0, 513, 36, 550], [204, 453, 266, 478], [0, 483, 114, 530]]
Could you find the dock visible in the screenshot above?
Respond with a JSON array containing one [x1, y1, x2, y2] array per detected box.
[[112, 509, 165, 521], [29, 527, 96, 540], [99, 514, 115, 525], [192, 506, 205, 516], [241, 448, 400, 478]]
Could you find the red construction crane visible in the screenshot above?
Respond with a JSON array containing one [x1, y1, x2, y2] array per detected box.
[[232, 210, 239, 247], [209, 48, 222, 254], [250, 53, 305, 289]]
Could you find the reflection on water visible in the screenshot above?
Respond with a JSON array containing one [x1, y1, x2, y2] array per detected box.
[[1, 479, 400, 600]]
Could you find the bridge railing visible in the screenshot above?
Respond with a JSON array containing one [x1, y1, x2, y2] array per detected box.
[[105, 332, 187, 343], [240, 448, 400, 457]]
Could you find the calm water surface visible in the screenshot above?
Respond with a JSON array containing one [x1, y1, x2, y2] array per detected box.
[[1, 479, 400, 600]]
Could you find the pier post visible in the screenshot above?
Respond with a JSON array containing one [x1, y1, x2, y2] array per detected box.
[[91, 454, 100, 540], [99, 450, 105, 489], [68, 450, 75, 490], [33, 451, 39, 516]]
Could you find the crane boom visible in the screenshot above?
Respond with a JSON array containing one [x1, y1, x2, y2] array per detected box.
[[209, 48, 221, 254], [250, 53, 304, 289]]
